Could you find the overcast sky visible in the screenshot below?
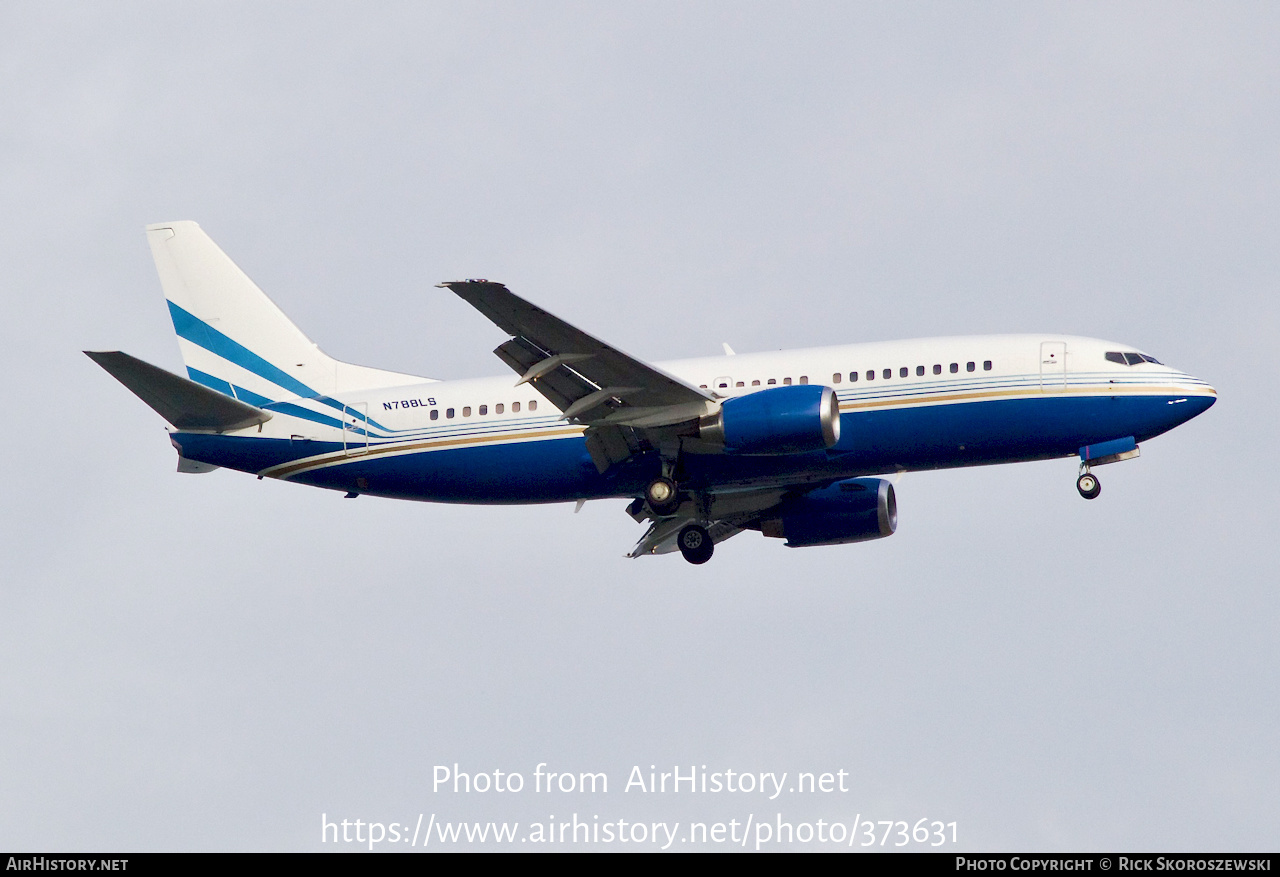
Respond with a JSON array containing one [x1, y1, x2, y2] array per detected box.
[[2, 2, 1277, 851]]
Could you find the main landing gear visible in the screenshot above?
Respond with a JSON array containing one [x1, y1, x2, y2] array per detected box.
[[643, 446, 713, 564], [643, 471, 715, 564], [678, 524, 714, 565], [645, 476, 680, 517], [1076, 469, 1101, 500]]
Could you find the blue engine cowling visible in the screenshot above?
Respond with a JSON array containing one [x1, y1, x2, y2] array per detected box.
[[761, 478, 897, 547], [700, 384, 841, 455]]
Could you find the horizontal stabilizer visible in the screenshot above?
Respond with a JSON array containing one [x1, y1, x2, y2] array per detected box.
[[85, 350, 273, 432]]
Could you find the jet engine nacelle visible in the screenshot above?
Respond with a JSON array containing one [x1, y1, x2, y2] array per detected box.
[[700, 384, 841, 455], [761, 477, 897, 547]]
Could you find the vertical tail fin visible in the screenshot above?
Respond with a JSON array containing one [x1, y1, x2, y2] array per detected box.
[[146, 222, 429, 403]]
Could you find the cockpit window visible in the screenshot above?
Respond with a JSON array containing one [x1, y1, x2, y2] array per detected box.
[[1106, 351, 1162, 366]]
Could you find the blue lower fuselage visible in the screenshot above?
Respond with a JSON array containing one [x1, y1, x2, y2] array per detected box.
[[172, 391, 1214, 504]]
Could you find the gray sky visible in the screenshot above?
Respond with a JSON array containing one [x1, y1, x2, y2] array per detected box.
[[2, 2, 1276, 851]]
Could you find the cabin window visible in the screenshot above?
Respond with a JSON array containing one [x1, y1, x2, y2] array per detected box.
[[528, 400, 537, 411], [430, 409, 439, 421], [736, 381, 744, 387], [899, 367, 908, 378], [447, 408, 455, 418], [767, 378, 777, 385], [463, 406, 472, 416], [933, 364, 941, 375], [799, 375, 809, 384], [783, 377, 792, 385], [512, 401, 521, 412], [700, 384, 708, 389], [832, 373, 841, 384], [849, 372, 858, 382], [950, 363, 959, 374], [495, 403, 504, 414], [883, 368, 892, 379], [966, 362, 975, 372], [752, 379, 761, 386], [866, 370, 875, 381], [916, 365, 925, 376], [983, 361, 992, 371], [479, 405, 488, 415]]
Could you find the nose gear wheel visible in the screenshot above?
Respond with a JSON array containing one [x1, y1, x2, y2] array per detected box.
[[1076, 471, 1101, 500]]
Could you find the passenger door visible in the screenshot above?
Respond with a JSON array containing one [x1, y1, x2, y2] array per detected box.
[[1039, 342, 1066, 391], [343, 403, 369, 455]]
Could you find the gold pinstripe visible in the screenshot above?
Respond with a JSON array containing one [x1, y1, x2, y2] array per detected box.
[[837, 383, 1214, 412], [265, 381, 1214, 479], [263, 424, 585, 479]]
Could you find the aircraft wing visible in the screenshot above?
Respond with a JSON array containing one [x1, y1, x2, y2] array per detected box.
[[627, 516, 745, 558], [440, 281, 716, 470], [624, 485, 792, 557]]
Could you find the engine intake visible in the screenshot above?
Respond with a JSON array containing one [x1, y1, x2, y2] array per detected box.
[[700, 384, 841, 455]]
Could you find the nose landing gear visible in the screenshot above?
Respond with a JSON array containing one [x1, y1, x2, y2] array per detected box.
[[1076, 469, 1101, 500]]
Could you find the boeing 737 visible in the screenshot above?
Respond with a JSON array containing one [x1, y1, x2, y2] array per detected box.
[[88, 222, 1216, 564]]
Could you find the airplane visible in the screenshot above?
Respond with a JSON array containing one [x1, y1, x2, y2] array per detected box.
[[87, 222, 1217, 564]]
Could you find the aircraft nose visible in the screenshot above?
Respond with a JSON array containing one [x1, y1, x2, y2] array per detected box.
[[1171, 368, 1216, 408], [1176, 388, 1216, 421], [1194, 374, 1216, 405]]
